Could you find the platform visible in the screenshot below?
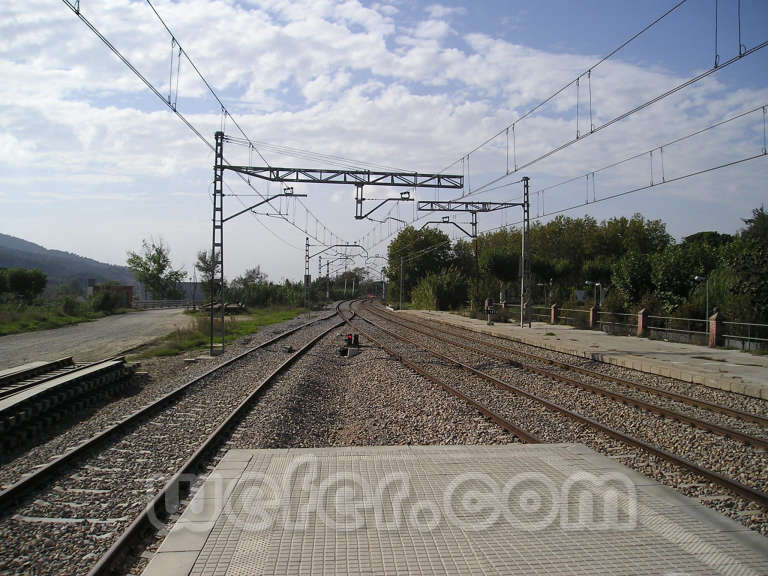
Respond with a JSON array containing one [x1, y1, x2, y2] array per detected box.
[[402, 310, 768, 400], [141, 445, 768, 575]]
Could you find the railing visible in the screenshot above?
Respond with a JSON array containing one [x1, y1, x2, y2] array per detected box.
[[722, 321, 768, 352], [646, 315, 708, 346], [559, 307, 590, 329], [529, 305, 549, 322], [597, 311, 637, 336], [132, 299, 189, 310], [454, 301, 767, 353]]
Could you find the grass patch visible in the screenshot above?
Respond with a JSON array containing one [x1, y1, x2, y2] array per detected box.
[[0, 302, 113, 336], [136, 306, 304, 358]]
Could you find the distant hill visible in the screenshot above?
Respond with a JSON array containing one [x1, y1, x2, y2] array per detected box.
[[0, 233, 137, 294]]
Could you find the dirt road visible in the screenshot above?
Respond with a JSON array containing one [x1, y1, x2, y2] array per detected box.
[[0, 309, 193, 369]]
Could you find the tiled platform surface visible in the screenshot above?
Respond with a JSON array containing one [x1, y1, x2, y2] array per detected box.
[[142, 445, 768, 575], [402, 310, 768, 400]]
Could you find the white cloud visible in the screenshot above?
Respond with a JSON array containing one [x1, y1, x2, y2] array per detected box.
[[426, 4, 465, 19], [1, 0, 765, 280]]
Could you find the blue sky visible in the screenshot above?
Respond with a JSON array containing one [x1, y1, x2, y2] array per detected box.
[[1, 0, 767, 282]]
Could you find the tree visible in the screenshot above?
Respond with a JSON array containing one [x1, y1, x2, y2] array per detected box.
[[127, 238, 186, 299], [6, 268, 47, 302], [480, 249, 519, 302], [387, 227, 453, 302], [411, 267, 467, 310], [611, 251, 652, 309], [230, 266, 270, 306], [727, 206, 768, 320], [195, 249, 220, 302]]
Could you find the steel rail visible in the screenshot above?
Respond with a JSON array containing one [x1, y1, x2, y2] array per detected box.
[[0, 357, 74, 389], [338, 301, 540, 444], [350, 303, 768, 508], [0, 311, 338, 513], [361, 304, 768, 450], [87, 313, 345, 576], [389, 306, 768, 428], [0, 358, 123, 401]]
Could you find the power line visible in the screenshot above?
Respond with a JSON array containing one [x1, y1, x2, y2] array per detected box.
[[61, 0, 346, 250], [224, 135, 409, 173], [357, 1, 711, 247], [144, 0, 270, 167], [363, 103, 768, 253], [447, 0, 690, 168], [438, 1, 768, 202], [489, 153, 766, 236]]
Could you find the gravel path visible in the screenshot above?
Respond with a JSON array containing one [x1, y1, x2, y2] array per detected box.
[[0, 309, 192, 369]]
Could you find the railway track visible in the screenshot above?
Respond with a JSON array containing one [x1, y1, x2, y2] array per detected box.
[[0, 310, 343, 576], [361, 303, 768, 449], [0, 357, 80, 392], [341, 301, 768, 513], [0, 357, 137, 453], [399, 308, 768, 426]]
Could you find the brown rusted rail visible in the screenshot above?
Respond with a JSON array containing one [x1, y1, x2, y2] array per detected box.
[[349, 302, 768, 509], [389, 305, 768, 428], [360, 303, 768, 450]]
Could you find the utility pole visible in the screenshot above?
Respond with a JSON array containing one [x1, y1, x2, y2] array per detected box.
[[210, 131, 224, 356], [326, 261, 330, 300], [400, 255, 404, 311], [304, 237, 310, 320], [521, 176, 530, 328]]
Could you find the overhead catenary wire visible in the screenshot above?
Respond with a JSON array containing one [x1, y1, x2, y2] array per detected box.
[[437, 0, 691, 177], [364, 103, 768, 256], [434, 0, 768, 209], [360, 7, 768, 253], [61, 0, 347, 250], [144, 0, 270, 168]]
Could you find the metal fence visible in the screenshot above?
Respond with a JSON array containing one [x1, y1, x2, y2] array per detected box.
[[722, 321, 768, 352], [558, 307, 590, 329], [132, 299, 189, 310], [452, 301, 767, 353], [597, 311, 637, 336], [645, 315, 708, 346], [529, 305, 550, 322]]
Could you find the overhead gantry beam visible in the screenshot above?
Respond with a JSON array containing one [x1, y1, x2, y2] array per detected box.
[[226, 166, 463, 189], [417, 200, 524, 213]]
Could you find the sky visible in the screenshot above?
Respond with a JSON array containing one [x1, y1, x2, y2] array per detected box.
[[2, 0, 767, 283]]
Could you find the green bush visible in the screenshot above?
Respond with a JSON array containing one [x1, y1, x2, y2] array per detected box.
[[412, 268, 467, 310], [90, 290, 119, 313], [5, 268, 47, 302], [60, 295, 85, 316]]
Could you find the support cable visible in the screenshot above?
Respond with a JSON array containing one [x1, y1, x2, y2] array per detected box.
[[439, 0, 690, 173], [495, 153, 765, 234], [61, 0, 347, 249], [144, 0, 270, 167], [364, 104, 768, 254], [440, 1, 768, 207], [715, 0, 720, 67]]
